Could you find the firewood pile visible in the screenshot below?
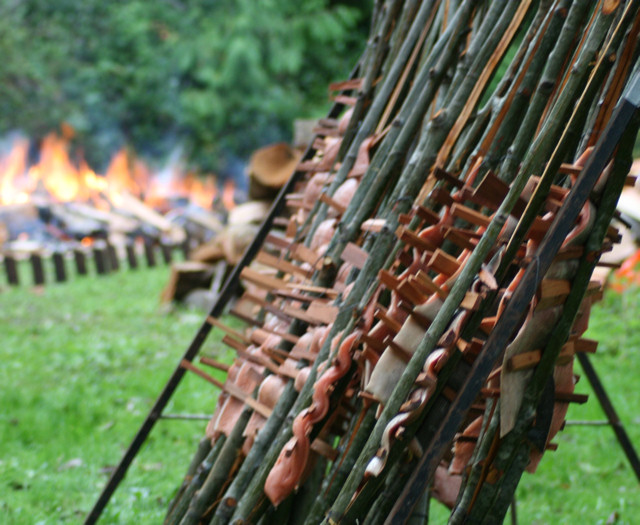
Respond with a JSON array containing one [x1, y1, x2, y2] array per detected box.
[[0, 136, 234, 287], [0, 199, 190, 287], [161, 143, 301, 308], [161, 1, 640, 524]]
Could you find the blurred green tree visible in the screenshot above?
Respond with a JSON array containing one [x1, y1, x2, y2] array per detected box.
[[0, 0, 369, 173]]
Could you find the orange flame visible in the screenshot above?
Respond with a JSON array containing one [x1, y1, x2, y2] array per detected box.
[[105, 149, 144, 197], [184, 173, 217, 209], [0, 130, 228, 210], [37, 134, 83, 201], [222, 179, 236, 210], [0, 138, 30, 204]]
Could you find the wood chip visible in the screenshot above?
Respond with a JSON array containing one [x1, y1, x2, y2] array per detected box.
[[341, 242, 368, 269], [450, 203, 492, 227], [427, 249, 460, 277], [319, 192, 347, 215], [306, 301, 339, 324], [240, 266, 288, 291], [206, 316, 252, 344], [256, 250, 312, 279]]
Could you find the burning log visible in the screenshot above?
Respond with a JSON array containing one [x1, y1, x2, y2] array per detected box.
[[0, 203, 42, 240], [52, 201, 138, 237], [109, 191, 186, 243], [0, 125, 240, 292]]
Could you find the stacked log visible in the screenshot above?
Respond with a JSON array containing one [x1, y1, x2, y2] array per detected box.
[[165, 1, 640, 524]]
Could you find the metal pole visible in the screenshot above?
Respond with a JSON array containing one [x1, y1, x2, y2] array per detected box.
[[577, 352, 640, 482], [83, 83, 355, 524]]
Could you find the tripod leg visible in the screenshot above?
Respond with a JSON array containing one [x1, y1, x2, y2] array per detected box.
[[576, 352, 640, 482]]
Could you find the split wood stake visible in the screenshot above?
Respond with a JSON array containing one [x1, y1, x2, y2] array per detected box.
[[93, 246, 108, 275], [30, 253, 45, 285], [53, 252, 67, 283], [74, 249, 88, 275], [5, 255, 19, 285]]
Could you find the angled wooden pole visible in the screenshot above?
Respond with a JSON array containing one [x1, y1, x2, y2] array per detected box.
[[82, 82, 356, 525], [386, 69, 640, 524]]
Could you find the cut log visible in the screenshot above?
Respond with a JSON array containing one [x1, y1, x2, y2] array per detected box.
[[161, 262, 215, 303], [248, 143, 302, 200]]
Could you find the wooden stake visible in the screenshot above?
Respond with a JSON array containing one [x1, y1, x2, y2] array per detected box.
[[4, 255, 19, 285], [30, 253, 45, 285], [93, 246, 108, 275], [53, 252, 67, 283], [125, 243, 138, 270], [144, 239, 157, 268], [161, 242, 173, 264], [74, 249, 88, 275], [106, 243, 120, 271]]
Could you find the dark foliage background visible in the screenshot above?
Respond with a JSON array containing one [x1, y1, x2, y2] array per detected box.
[[0, 0, 370, 174]]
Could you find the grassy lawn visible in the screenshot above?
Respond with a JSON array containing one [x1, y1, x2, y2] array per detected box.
[[0, 263, 231, 524], [1, 262, 639, 524]]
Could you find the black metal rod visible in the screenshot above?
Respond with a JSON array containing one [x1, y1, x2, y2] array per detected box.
[[159, 414, 212, 421], [83, 89, 353, 524], [577, 352, 640, 482], [565, 420, 611, 426]]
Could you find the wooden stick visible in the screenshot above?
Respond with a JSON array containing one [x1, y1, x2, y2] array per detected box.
[[256, 251, 312, 279], [30, 253, 45, 285], [199, 356, 231, 373], [125, 243, 138, 270], [74, 249, 88, 276], [206, 316, 252, 344], [4, 255, 19, 285], [143, 239, 156, 268], [53, 252, 67, 283], [180, 359, 225, 390]]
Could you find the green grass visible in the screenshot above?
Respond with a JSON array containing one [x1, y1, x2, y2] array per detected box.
[[0, 263, 232, 524], [1, 262, 639, 524], [430, 284, 640, 524]]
